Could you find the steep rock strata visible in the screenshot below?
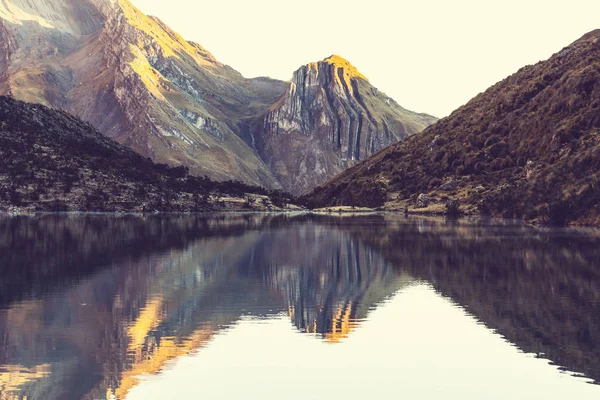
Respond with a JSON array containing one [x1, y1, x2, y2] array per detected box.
[[248, 56, 437, 194]]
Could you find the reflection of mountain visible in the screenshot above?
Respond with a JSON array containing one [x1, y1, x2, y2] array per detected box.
[[241, 226, 412, 342], [340, 215, 600, 384], [0, 229, 283, 399], [0, 214, 407, 399], [1, 214, 599, 398]]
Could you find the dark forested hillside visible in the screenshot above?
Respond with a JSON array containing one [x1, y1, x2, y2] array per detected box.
[[306, 30, 600, 225], [0, 96, 295, 212]]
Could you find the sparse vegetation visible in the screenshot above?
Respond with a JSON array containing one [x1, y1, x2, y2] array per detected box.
[[305, 30, 600, 226], [0, 97, 298, 212], [445, 200, 462, 217]]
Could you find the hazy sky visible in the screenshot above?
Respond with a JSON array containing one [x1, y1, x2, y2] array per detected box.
[[130, 0, 600, 117]]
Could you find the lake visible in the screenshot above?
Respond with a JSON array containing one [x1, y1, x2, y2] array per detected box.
[[0, 213, 599, 399]]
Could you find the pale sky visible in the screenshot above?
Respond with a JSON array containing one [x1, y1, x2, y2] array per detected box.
[[130, 0, 600, 118]]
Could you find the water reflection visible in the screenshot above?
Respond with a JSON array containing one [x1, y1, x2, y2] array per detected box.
[[0, 214, 409, 399], [341, 215, 600, 384], [0, 214, 599, 399], [235, 224, 410, 342]]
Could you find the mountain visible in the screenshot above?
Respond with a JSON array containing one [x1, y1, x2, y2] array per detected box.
[[0, 0, 436, 194], [306, 30, 600, 225], [243, 55, 437, 194], [0, 96, 295, 212], [0, 0, 286, 188]]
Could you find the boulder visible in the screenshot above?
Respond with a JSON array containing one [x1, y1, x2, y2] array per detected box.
[[417, 193, 430, 208], [445, 200, 462, 217], [438, 180, 458, 191], [429, 135, 441, 151]]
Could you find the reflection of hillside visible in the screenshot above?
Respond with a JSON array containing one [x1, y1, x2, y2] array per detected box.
[[0, 213, 284, 305], [0, 364, 51, 399], [0, 221, 275, 398], [342, 215, 600, 384], [0, 214, 407, 399]]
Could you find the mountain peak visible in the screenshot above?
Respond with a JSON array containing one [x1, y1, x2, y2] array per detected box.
[[321, 54, 367, 80], [323, 54, 351, 64], [259, 55, 436, 194]]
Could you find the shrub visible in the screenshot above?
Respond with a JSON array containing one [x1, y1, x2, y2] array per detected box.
[[488, 141, 510, 157], [445, 200, 462, 217], [243, 196, 255, 209], [545, 200, 572, 226]]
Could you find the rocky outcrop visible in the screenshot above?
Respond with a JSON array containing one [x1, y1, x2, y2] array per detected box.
[[306, 30, 600, 225], [247, 55, 437, 194]]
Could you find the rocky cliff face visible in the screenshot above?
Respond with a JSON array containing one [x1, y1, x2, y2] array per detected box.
[[247, 55, 437, 194], [306, 30, 600, 225], [0, 0, 435, 193]]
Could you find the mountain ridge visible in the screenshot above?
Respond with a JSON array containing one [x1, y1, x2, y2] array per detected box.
[[0, 0, 436, 194], [305, 29, 600, 225]]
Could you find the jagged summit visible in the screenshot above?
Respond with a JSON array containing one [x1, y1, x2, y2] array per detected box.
[[246, 55, 437, 194], [323, 54, 351, 63], [321, 54, 368, 80]]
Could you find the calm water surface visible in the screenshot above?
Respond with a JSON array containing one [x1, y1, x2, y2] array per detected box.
[[0, 213, 599, 399]]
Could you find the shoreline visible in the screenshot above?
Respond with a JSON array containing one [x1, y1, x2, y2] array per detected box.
[[2, 209, 599, 230]]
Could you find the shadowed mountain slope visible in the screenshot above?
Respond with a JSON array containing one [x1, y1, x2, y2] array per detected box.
[[306, 30, 600, 225], [0, 96, 295, 212]]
